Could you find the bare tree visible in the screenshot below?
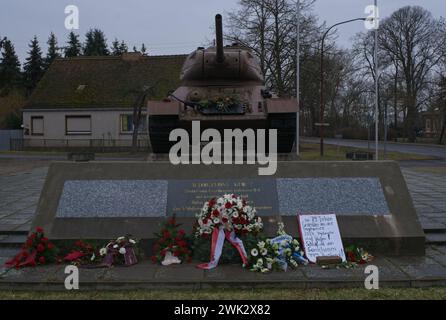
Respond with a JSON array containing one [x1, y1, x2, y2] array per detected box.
[[226, 0, 326, 135], [379, 6, 446, 142], [226, 0, 319, 95], [226, 0, 272, 77]]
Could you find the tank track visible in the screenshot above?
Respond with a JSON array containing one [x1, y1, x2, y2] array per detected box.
[[268, 113, 297, 153], [149, 115, 180, 154], [149, 114, 296, 154]]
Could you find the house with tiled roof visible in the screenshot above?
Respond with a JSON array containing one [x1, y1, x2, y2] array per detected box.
[[21, 53, 186, 150]]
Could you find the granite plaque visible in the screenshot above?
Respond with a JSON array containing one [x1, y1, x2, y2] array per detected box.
[[166, 179, 278, 217], [277, 178, 390, 216], [56, 180, 168, 218]]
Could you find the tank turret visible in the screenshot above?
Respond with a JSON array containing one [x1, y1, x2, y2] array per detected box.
[[148, 14, 298, 153], [179, 14, 263, 84]]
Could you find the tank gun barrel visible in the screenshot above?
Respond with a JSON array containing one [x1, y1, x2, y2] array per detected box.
[[215, 14, 225, 63]]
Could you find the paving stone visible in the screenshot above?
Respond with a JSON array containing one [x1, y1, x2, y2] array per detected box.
[[426, 233, 446, 245], [386, 255, 438, 266], [0, 265, 64, 283], [0, 224, 21, 232], [400, 263, 446, 281], [0, 248, 20, 259], [301, 264, 366, 282], [14, 223, 31, 233], [14, 209, 36, 216], [205, 264, 261, 282], [0, 261, 22, 278], [0, 234, 27, 245], [1, 218, 31, 225], [431, 245, 446, 254], [153, 264, 204, 282], [255, 268, 306, 282], [0, 203, 33, 213], [48, 265, 109, 284], [433, 218, 446, 225], [428, 254, 446, 267], [102, 261, 157, 282], [422, 221, 446, 230]]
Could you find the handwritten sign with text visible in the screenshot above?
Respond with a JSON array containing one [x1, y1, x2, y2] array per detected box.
[[298, 214, 346, 263]]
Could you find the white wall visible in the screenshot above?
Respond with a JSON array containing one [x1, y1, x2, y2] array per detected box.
[[22, 109, 148, 146]]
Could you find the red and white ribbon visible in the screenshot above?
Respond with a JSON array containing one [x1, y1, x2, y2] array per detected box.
[[197, 227, 248, 270]]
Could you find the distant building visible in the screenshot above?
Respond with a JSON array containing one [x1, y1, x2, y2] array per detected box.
[[421, 111, 443, 139], [21, 53, 186, 151]]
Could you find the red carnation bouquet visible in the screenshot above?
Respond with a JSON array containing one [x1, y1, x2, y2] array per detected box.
[[5, 227, 58, 269], [63, 240, 101, 266], [151, 216, 192, 264], [345, 245, 374, 265]]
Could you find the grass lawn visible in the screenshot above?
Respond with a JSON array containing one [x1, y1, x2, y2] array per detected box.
[[411, 167, 446, 175], [0, 288, 446, 300], [0, 150, 141, 157], [1, 143, 435, 162], [299, 143, 436, 162]]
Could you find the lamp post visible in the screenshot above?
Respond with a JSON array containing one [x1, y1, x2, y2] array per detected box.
[[319, 18, 366, 157], [374, 0, 380, 161], [296, 0, 300, 156]]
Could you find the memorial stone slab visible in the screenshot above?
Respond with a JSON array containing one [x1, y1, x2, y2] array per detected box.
[[31, 161, 425, 255]]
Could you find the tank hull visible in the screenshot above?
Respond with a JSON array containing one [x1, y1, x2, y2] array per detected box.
[[149, 112, 296, 154]]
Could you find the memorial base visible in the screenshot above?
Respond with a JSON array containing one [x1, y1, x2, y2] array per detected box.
[[31, 161, 425, 256]]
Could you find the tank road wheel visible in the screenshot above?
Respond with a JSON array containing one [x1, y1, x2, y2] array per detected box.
[[149, 115, 180, 154], [268, 113, 297, 153]]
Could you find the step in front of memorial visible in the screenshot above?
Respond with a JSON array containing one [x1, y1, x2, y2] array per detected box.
[[2, 256, 446, 290], [0, 224, 30, 248], [0, 223, 29, 248], [0, 232, 28, 249], [425, 232, 446, 245]]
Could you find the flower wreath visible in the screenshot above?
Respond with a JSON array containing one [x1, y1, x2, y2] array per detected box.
[[195, 194, 263, 270], [195, 194, 263, 237]]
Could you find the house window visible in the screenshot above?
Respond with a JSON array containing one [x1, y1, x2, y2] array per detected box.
[[66, 115, 92, 135], [31, 116, 44, 136], [120, 114, 147, 134]]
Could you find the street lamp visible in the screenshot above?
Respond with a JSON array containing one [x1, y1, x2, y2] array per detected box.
[[374, 0, 380, 161], [296, 0, 300, 156], [319, 18, 366, 157]]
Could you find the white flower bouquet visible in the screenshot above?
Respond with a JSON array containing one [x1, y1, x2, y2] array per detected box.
[[195, 194, 263, 238], [248, 223, 308, 273]]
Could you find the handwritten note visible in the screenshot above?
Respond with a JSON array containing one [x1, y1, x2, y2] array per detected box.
[[298, 214, 346, 263]]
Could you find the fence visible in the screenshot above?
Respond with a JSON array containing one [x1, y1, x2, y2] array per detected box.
[[10, 138, 150, 153], [0, 130, 23, 151]]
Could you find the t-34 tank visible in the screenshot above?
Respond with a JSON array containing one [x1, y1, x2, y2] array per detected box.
[[148, 14, 297, 154]]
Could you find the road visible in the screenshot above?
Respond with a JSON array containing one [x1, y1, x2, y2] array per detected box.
[[302, 137, 446, 159]]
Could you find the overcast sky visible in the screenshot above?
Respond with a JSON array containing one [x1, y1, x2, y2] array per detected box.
[[0, 0, 444, 63]]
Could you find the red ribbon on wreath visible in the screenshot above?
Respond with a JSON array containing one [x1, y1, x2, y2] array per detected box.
[[197, 226, 248, 270]]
